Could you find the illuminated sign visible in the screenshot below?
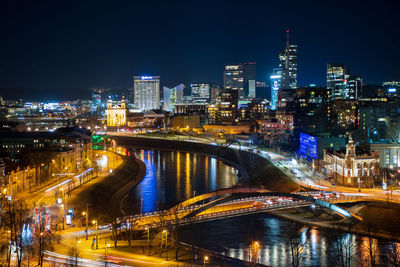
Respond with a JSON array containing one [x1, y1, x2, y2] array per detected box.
[[273, 81, 279, 90], [270, 73, 281, 110], [388, 88, 397, 93], [66, 214, 72, 225], [141, 76, 153, 80]]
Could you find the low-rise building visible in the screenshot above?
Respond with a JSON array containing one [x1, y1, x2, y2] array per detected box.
[[203, 123, 252, 135], [323, 138, 379, 187], [172, 115, 200, 131], [360, 142, 400, 169]]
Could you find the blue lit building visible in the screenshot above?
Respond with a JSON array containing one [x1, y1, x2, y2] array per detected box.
[[270, 68, 282, 110], [297, 132, 346, 161]]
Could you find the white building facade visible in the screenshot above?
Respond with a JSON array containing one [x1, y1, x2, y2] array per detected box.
[[134, 76, 160, 111]]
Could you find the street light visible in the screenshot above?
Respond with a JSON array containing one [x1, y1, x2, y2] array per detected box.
[[203, 256, 209, 267], [92, 220, 98, 250], [104, 242, 111, 267], [61, 204, 65, 230], [145, 226, 150, 255], [162, 229, 168, 261], [82, 210, 88, 240]]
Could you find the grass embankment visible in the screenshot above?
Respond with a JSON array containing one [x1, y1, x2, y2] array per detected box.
[[355, 202, 400, 235], [114, 136, 300, 193], [74, 154, 145, 220]]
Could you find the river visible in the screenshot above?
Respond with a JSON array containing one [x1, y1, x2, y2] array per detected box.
[[121, 148, 398, 266]]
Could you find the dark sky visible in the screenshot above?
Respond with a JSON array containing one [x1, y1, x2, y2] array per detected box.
[[0, 0, 399, 100]]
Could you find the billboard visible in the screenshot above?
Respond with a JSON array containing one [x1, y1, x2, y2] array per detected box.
[[297, 133, 318, 160]]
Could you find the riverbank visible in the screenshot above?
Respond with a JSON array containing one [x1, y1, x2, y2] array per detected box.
[[113, 136, 299, 193], [265, 201, 400, 242], [69, 150, 146, 220]]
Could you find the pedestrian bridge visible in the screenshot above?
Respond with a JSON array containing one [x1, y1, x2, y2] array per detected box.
[[123, 187, 364, 229]]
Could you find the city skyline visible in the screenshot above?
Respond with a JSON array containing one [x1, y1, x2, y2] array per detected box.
[[1, 0, 400, 100]]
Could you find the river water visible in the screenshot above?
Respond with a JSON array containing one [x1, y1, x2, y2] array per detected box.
[[122, 148, 398, 266]]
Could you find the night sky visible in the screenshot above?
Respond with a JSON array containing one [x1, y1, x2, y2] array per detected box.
[[0, 0, 399, 100]]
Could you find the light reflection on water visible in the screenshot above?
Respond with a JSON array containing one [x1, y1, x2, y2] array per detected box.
[[177, 214, 400, 266], [123, 149, 238, 213]]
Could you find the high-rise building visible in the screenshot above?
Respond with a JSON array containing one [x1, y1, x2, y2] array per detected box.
[[224, 65, 244, 98], [243, 62, 256, 98], [163, 83, 184, 112], [219, 89, 238, 122], [191, 83, 210, 103], [327, 64, 361, 101], [279, 30, 297, 90], [210, 85, 221, 104], [91, 89, 104, 111], [347, 76, 362, 100], [383, 81, 400, 87], [270, 68, 282, 110], [327, 63, 349, 101], [134, 76, 160, 111]]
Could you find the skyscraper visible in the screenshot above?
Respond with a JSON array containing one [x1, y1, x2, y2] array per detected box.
[[210, 85, 221, 104], [191, 83, 210, 103], [223, 65, 244, 98], [134, 76, 160, 111], [347, 75, 362, 100], [327, 63, 349, 101], [163, 83, 184, 112], [270, 68, 282, 110], [279, 30, 297, 90], [326, 64, 361, 101], [243, 62, 256, 99]]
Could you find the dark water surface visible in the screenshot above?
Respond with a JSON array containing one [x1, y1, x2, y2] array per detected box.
[[122, 148, 398, 266], [122, 149, 238, 212]]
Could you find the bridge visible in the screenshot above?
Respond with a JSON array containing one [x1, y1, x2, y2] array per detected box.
[[119, 188, 365, 230]]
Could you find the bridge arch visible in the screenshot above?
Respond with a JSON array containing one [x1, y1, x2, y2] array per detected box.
[[174, 188, 362, 222]]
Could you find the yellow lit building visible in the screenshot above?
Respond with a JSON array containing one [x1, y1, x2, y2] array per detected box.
[[106, 99, 128, 127]]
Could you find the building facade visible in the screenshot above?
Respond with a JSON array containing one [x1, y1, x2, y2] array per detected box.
[[323, 138, 379, 187], [243, 62, 256, 98], [163, 83, 184, 112], [224, 65, 244, 98], [279, 30, 297, 90], [134, 75, 160, 111], [270, 68, 282, 110], [106, 99, 128, 127], [191, 83, 210, 103]]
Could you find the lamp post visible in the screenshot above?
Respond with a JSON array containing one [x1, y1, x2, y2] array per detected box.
[[163, 229, 168, 261], [203, 256, 209, 267], [82, 210, 88, 240], [145, 226, 150, 255], [92, 220, 98, 250], [104, 242, 110, 267], [61, 204, 65, 230]]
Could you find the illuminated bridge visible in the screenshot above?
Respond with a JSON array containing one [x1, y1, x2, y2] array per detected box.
[[121, 188, 364, 230]]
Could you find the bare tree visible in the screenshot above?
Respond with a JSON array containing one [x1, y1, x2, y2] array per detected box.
[[22, 244, 35, 267], [35, 207, 62, 267], [0, 195, 30, 267], [287, 223, 307, 267], [170, 204, 183, 261], [362, 225, 378, 267], [334, 232, 357, 267], [150, 209, 171, 257], [67, 244, 80, 267], [381, 243, 400, 267]]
